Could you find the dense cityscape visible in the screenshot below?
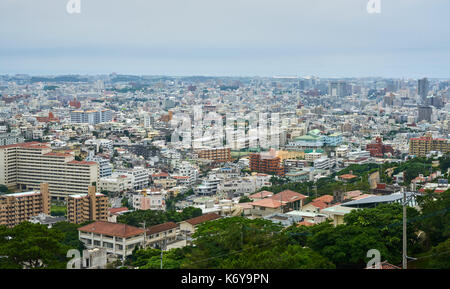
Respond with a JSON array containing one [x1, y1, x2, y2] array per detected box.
[[0, 74, 449, 270]]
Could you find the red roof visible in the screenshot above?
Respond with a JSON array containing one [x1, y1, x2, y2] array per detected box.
[[0, 142, 50, 149], [339, 174, 358, 180], [270, 190, 307, 203], [307, 200, 328, 210], [146, 222, 178, 235], [109, 207, 129, 214], [297, 221, 316, 227], [78, 221, 145, 238], [313, 195, 333, 204], [249, 190, 273, 199], [183, 213, 221, 226], [252, 198, 283, 208]]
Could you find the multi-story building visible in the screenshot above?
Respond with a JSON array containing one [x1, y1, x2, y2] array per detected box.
[[0, 142, 99, 199], [314, 157, 335, 170], [323, 133, 342, 147], [0, 133, 24, 146], [132, 189, 165, 211], [195, 175, 221, 196], [115, 167, 149, 190], [418, 106, 433, 123], [195, 147, 231, 162], [70, 109, 113, 125], [409, 134, 450, 157], [67, 186, 109, 224], [0, 183, 50, 227], [86, 156, 112, 178], [366, 137, 395, 157], [78, 221, 145, 260], [249, 149, 285, 176], [146, 222, 178, 248], [418, 78, 429, 103], [99, 174, 133, 193]]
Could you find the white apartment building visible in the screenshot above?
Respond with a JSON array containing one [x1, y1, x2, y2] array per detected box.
[[347, 150, 371, 159], [305, 151, 325, 162], [0, 133, 24, 146], [132, 190, 166, 211], [0, 142, 99, 199], [115, 167, 149, 190], [195, 175, 221, 196], [314, 157, 335, 170], [86, 155, 113, 178], [99, 174, 133, 193], [70, 109, 113, 125], [174, 161, 199, 186]]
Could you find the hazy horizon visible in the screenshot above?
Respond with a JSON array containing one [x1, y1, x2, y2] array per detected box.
[[1, 0, 449, 78]]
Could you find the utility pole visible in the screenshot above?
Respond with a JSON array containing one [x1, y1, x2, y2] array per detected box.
[[160, 232, 167, 269], [402, 188, 407, 269], [141, 220, 147, 249]]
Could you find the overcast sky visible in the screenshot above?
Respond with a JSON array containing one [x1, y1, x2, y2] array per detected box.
[[1, 0, 449, 77]]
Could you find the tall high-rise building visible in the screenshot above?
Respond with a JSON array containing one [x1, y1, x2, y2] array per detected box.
[[67, 186, 109, 224], [328, 81, 350, 97], [418, 106, 433, 123], [418, 78, 429, 103], [0, 142, 99, 199], [0, 183, 50, 227]]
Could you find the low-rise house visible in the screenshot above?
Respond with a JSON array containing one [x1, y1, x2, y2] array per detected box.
[[179, 213, 221, 235], [249, 190, 274, 201], [286, 210, 328, 224], [28, 213, 65, 228], [270, 190, 307, 211], [78, 221, 145, 260], [320, 205, 357, 226], [108, 207, 130, 223], [263, 213, 303, 227], [146, 222, 178, 248], [251, 198, 284, 217]]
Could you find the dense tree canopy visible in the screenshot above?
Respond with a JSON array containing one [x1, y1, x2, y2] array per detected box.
[[0, 222, 70, 269], [117, 207, 202, 227]]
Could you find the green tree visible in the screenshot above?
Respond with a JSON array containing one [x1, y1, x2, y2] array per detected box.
[[417, 190, 450, 248], [239, 196, 252, 203], [427, 238, 450, 269], [50, 222, 85, 252], [0, 222, 69, 269]]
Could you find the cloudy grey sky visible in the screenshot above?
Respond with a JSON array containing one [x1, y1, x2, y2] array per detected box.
[[0, 0, 449, 77]]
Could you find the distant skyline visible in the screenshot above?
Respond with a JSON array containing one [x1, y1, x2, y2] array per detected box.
[[1, 0, 449, 78]]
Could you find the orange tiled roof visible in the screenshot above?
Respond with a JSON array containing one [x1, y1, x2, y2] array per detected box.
[[146, 222, 178, 235], [249, 190, 273, 199], [78, 221, 145, 238], [252, 198, 283, 208], [313, 195, 333, 203], [339, 174, 358, 180], [270, 190, 307, 203], [184, 213, 221, 226]]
